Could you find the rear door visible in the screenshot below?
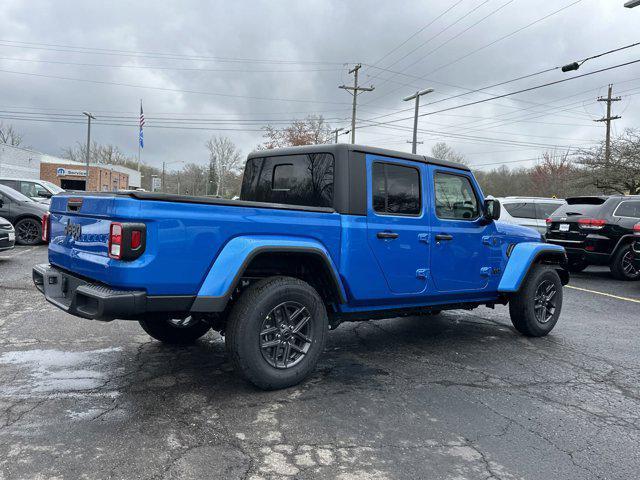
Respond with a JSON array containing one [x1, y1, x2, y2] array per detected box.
[[428, 167, 495, 293], [365, 155, 429, 295], [501, 201, 539, 232]]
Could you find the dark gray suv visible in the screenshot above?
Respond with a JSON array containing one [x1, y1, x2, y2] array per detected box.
[[0, 184, 48, 245]]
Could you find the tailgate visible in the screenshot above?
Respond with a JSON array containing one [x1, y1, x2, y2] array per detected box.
[[48, 194, 123, 277]]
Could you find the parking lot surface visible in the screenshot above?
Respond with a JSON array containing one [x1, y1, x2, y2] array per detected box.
[[1, 245, 639, 480]]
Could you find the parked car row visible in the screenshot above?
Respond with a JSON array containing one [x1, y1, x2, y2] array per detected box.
[[0, 184, 49, 246]]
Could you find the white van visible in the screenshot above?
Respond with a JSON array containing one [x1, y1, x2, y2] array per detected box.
[[496, 197, 565, 234]]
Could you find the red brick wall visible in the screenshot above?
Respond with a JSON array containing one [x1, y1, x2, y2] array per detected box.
[[40, 163, 129, 192]]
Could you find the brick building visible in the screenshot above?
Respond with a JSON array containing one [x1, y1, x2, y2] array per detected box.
[[40, 158, 141, 192]]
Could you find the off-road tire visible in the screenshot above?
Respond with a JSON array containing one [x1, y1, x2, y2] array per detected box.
[[139, 317, 211, 344], [509, 265, 563, 337], [226, 276, 328, 390], [15, 217, 42, 245], [610, 244, 640, 281]]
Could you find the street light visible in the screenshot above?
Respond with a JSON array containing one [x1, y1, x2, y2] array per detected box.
[[624, 0, 640, 8], [403, 88, 434, 154], [162, 160, 185, 193]]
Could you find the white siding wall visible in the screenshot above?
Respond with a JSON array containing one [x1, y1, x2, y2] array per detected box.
[[0, 144, 41, 179]]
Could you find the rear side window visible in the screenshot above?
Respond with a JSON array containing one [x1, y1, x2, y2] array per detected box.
[[0, 179, 18, 190], [240, 153, 334, 208], [372, 162, 421, 215], [434, 172, 479, 220], [503, 202, 536, 219], [536, 202, 562, 219], [614, 201, 640, 218]]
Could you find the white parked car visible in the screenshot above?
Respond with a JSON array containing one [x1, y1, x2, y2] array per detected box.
[[0, 178, 65, 204], [496, 197, 565, 234]]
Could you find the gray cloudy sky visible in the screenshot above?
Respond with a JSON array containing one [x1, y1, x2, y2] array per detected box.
[[1, 0, 639, 171]]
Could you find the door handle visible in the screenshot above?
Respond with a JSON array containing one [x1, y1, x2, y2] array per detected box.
[[435, 233, 453, 242], [377, 231, 399, 240]]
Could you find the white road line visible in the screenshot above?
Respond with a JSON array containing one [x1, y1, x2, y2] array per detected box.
[[0, 247, 36, 258], [566, 285, 640, 304]]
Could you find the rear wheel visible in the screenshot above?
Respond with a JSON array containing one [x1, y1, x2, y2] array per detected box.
[[509, 265, 563, 337], [226, 276, 327, 390], [15, 218, 42, 245], [139, 316, 211, 344], [610, 245, 640, 281]]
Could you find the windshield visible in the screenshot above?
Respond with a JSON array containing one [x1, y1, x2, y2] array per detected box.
[[40, 180, 65, 194], [0, 184, 35, 202]]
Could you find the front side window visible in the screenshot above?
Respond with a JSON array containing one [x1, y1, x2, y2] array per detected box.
[[503, 202, 536, 219], [372, 162, 421, 215], [241, 153, 334, 208], [614, 201, 640, 218], [434, 172, 479, 220]]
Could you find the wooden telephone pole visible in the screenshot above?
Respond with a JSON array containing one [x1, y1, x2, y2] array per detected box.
[[595, 84, 621, 165], [339, 64, 374, 144]]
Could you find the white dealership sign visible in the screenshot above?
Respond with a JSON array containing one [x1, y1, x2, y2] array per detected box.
[[56, 167, 87, 177]]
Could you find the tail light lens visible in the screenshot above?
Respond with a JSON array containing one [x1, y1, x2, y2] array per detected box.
[[109, 223, 123, 259], [545, 218, 552, 224], [41, 212, 50, 242], [109, 222, 146, 260], [578, 218, 606, 230], [633, 223, 640, 234]]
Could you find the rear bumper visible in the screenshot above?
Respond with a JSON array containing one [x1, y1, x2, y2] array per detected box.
[[32, 264, 195, 321], [546, 241, 610, 266]]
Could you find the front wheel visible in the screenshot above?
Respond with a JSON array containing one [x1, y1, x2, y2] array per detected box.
[[139, 316, 211, 344], [226, 276, 327, 390], [15, 218, 42, 245], [509, 265, 563, 337], [610, 245, 640, 281]]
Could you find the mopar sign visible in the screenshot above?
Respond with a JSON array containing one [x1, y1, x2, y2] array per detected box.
[[56, 167, 87, 177]]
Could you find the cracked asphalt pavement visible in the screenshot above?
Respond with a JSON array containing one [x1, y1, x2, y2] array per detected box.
[[1, 245, 639, 479]]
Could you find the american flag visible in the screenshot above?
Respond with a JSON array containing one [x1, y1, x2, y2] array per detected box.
[[139, 101, 145, 149]]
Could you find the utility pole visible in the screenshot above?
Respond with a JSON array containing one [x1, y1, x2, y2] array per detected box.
[[331, 128, 343, 143], [162, 161, 166, 193], [82, 112, 95, 191], [339, 64, 374, 144], [595, 84, 621, 165], [403, 88, 434, 154]]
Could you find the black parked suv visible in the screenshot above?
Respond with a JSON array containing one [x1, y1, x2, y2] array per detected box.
[[546, 195, 640, 280]]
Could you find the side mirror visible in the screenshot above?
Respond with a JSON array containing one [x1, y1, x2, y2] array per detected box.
[[483, 198, 501, 222]]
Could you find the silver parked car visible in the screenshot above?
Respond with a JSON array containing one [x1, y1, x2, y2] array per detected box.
[[0, 216, 15, 252], [496, 197, 565, 234]]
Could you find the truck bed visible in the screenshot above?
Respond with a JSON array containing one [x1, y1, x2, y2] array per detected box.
[[47, 192, 341, 296]]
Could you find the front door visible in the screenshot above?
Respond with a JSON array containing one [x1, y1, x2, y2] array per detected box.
[[366, 156, 429, 295], [429, 167, 494, 293]]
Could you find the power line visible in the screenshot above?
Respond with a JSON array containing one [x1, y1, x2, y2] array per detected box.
[[0, 68, 351, 105], [356, 58, 640, 131], [0, 39, 347, 65], [360, 41, 640, 126]]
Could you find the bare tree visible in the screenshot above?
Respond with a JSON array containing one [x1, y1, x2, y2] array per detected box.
[[576, 129, 640, 195], [430, 142, 467, 165], [205, 136, 243, 197], [0, 123, 23, 146], [260, 115, 332, 149], [530, 150, 578, 197]]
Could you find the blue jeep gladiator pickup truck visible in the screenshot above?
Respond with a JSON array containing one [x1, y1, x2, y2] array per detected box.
[[34, 144, 568, 389]]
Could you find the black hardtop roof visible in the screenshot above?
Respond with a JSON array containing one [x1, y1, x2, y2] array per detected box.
[[247, 143, 470, 171]]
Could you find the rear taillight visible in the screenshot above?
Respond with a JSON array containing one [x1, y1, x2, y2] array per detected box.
[[578, 218, 606, 230], [545, 218, 552, 224], [633, 223, 640, 235], [109, 222, 146, 260], [109, 223, 123, 259], [41, 212, 50, 242]]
